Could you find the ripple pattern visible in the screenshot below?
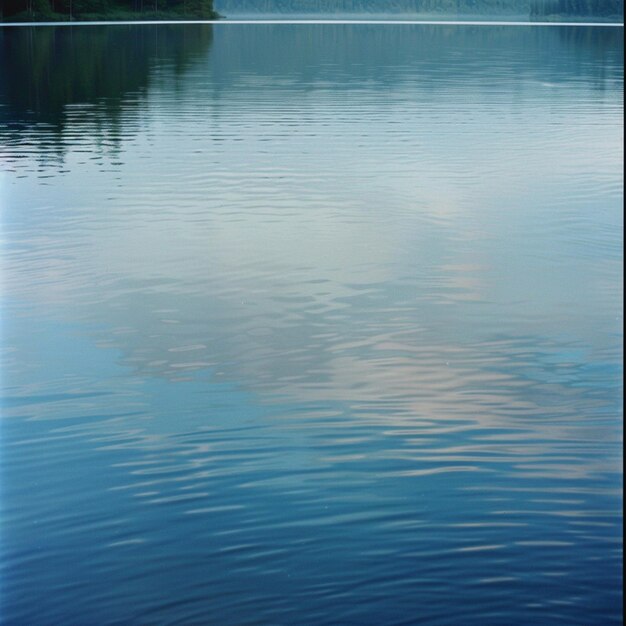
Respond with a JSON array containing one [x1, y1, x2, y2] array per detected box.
[[1, 23, 623, 626]]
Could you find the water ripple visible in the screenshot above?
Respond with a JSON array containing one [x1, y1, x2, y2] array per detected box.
[[1, 22, 623, 626]]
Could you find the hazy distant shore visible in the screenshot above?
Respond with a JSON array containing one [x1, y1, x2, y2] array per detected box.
[[220, 12, 621, 22]]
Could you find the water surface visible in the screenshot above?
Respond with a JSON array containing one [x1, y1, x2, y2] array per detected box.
[[1, 23, 623, 625]]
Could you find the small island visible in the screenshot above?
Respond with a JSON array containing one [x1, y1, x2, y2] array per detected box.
[[1, 0, 219, 21]]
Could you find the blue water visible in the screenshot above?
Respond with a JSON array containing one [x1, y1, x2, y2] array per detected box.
[[0, 23, 623, 625]]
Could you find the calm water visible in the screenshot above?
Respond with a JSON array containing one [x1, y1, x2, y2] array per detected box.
[[1, 23, 623, 625]]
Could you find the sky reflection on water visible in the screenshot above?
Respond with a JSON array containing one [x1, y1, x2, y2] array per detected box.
[[1, 23, 623, 625]]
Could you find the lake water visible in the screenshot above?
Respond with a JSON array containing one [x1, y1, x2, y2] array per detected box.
[[1, 23, 623, 625]]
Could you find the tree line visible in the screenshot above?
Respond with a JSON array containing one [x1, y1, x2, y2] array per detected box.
[[215, 0, 623, 17], [530, 0, 623, 18], [215, 0, 530, 14], [1, 0, 217, 20], [3, 0, 622, 20]]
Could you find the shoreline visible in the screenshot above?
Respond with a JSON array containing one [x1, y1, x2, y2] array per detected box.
[[0, 18, 623, 26]]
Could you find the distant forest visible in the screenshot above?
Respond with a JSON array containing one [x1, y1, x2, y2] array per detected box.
[[215, 0, 530, 14], [1, 0, 623, 20], [215, 0, 623, 18], [530, 0, 623, 18], [1, 0, 217, 20]]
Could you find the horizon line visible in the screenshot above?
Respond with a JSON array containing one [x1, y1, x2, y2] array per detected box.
[[1, 19, 624, 27]]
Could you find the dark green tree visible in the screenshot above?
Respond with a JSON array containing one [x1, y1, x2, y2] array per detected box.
[[2, 0, 218, 19]]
